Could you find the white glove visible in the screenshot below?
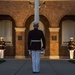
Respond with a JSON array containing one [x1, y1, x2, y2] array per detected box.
[[41, 48, 45, 55], [41, 50, 45, 55], [28, 50, 31, 55]]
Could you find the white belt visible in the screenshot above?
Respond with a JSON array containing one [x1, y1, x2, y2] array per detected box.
[[0, 45, 4, 46], [31, 40, 41, 42]]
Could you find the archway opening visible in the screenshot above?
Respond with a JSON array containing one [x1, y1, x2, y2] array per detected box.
[[59, 15, 75, 58], [25, 15, 50, 58], [0, 15, 16, 57]]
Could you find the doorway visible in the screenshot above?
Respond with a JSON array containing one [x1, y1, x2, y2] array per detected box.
[[59, 15, 75, 57], [25, 15, 50, 58], [0, 15, 15, 57]]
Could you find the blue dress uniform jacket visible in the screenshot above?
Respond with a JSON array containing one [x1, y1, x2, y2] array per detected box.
[[0, 41, 6, 50], [28, 28, 46, 50], [68, 41, 75, 50]]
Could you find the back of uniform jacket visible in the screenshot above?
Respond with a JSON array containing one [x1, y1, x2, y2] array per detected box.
[[28, 28, 46, 50]]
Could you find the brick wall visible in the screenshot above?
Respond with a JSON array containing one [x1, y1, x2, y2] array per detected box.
[[0, 1, 75, 58]]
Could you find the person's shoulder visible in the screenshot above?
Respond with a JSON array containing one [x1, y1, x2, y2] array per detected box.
[[38, 29, 43, 32], [29, 30, 34, 33]]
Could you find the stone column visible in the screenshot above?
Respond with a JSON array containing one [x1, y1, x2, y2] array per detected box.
[[49, 28, 60, 59], [15, 27, 26, 59]]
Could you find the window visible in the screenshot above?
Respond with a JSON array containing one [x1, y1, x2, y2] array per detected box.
[[62, 20, 75, 45], [0, 20, 12, 45]]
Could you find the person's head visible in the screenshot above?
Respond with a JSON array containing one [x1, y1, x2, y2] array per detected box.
[[33, 22, 39, 29], [0, 37, 4, 41], [70, 37, 74, 41]]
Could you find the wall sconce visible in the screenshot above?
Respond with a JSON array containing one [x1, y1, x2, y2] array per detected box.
[[29, 0, 45, 8]]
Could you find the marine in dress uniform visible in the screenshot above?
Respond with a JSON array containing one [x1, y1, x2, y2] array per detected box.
[[68, 37, 75, 59], [28, 22, 46, 73], [0, 37, 6, 59]]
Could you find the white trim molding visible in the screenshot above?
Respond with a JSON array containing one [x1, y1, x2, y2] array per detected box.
[[49, 28, 60, 32], [15, 28, 26, 32], [0, 0, 75, 1], [49, 56, 70, 59], [49, 56, 60, 59], [15, 56, 25, 59]]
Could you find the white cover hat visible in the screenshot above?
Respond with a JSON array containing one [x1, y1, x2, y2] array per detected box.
[[0, 37, 4, 39], [33, 22, 39, 25], [70, 37, 73, 40]]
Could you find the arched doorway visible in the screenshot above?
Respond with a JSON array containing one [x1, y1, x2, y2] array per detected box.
[[0, 15, 16, 57], [59, 15, 75, 58], [29, 21, 45, 57], [25, 15, 50, 58]]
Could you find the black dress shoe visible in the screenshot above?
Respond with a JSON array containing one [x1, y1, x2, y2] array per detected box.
[[33, 72, 40, 73], [33, 72, 36, 73]]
